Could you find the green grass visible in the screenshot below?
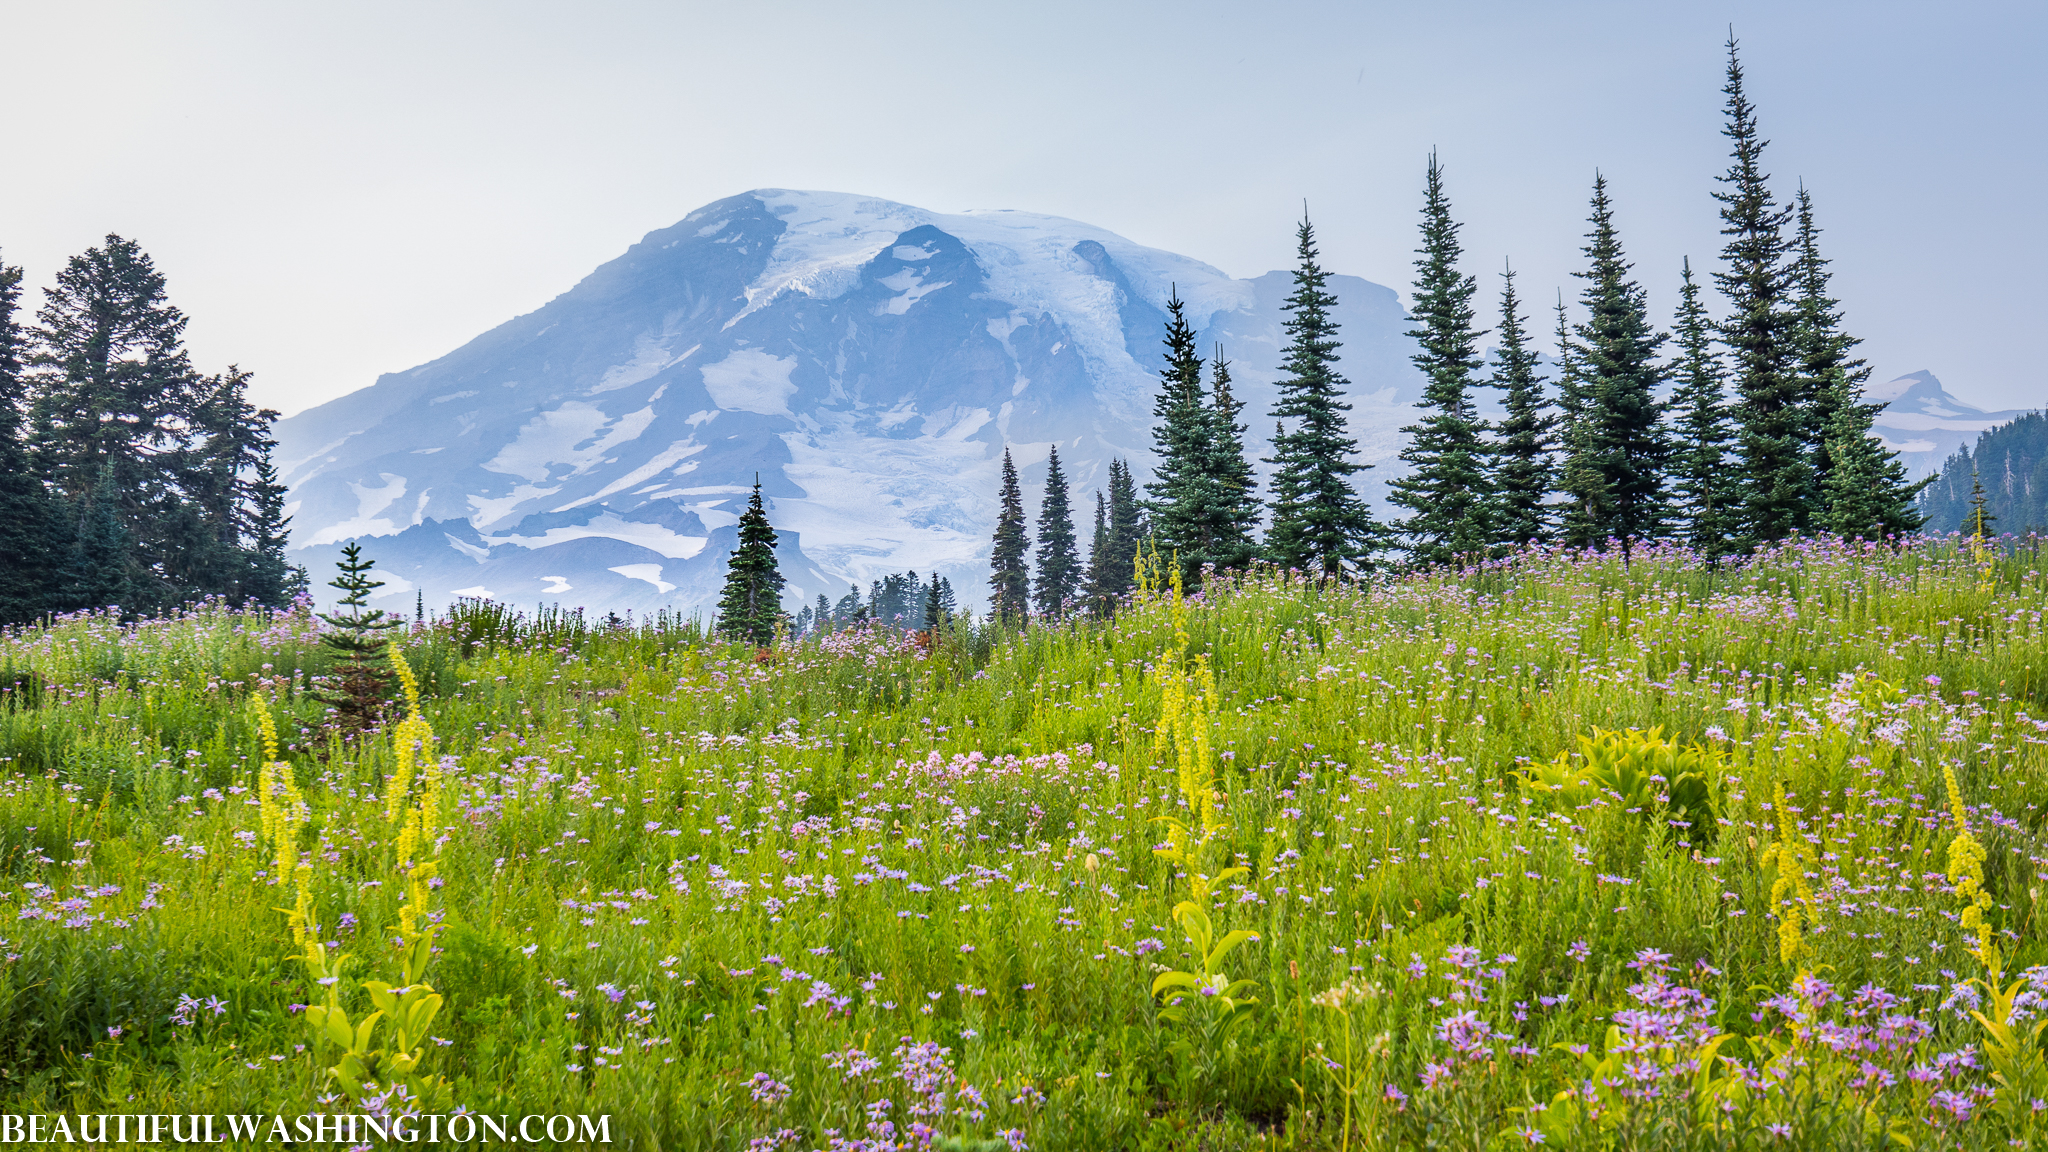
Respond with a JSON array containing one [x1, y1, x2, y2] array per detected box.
[[2, 535, 2047, 1149]]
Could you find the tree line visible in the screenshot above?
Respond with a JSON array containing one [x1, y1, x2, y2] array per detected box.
[[966, 35, 1928, 626], [0, 236, 302, 624]]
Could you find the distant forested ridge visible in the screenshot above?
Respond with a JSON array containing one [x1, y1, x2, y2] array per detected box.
[[1918, 411, 2048, 535]]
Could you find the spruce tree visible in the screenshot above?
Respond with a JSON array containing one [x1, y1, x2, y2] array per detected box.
[[1567, 174, 1671, 558], [0, 252, 60, 624], [1669, 258, 1737, 557], [714, 478, 787, 645], [1390, 153, 1491, 566], [1083, 491, 1113, 617], [1205, 346, 1263, 573], [1484, 264, 1554, 549], [1106, 458, 1143, 592], [314, 542, 401, 736], [1034, 445, 1080, 617], [1713, 36, 1805, 545], [1787, 185, 1869, 498], [1553, 293, 1598, 546], [58, 466, 132, 614], [1966, 467, 1996, 542], [1144, 290, 1217, 583], [1264, 212, 1380, 577], [988, 448, 1031, 624]]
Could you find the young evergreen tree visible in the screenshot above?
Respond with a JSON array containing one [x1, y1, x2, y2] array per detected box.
[[58, 466, 132, 614], [1144, 290, 1218, 584], [1552, 293, 1598, 545], [1966, 467, 1996, 542], [1484, 264, 1554, 549], [0, 252, 61, 624], [1713, 36, 1805, 546], [1034, 445, 1080, 617], [988, 448, 1031, 625], [1567, 174, 1671, 558], [1204, 346, 1263, 572], [1106, 458, 1143, 591], [1669, 258, 1738, 557], [1390, 154, 1491, 566], [1263, 212, 1381, 578], [314, 542, 402, 736], [714, 478, 787, 645], [1083, 490, 1113, 617]]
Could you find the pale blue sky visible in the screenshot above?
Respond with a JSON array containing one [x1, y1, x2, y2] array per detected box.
[[2, 0, 2041, 414]]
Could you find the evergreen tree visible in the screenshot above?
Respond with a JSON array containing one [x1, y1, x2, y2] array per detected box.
[[1144, 290, 1217, 583], [1484, 264, 1554, 549], [1033, 446, 1080, 617], [1263, 212, 1381, 577], [1713, 36, 1805, 545], [1966, 468, 1996, 542], [1669, 258, 1738, 557], [714, 478, 786, 645], [815, 593, 832, 632], [1787, 186, 1878, 501], [988, 448, 1031, 624], [0, 251, 61, 624], [1567, 174, 1671, 558], [28, 236, 200, 611], [1390, 153, 1491, 566], [1205, 346, 1264, 572], [314, 542, 401, 736], [58, 466, 132, 614], [1083, 491, 1113, 617], [1106, 458, 1143, 592], [1553, 293, 1598, 545]]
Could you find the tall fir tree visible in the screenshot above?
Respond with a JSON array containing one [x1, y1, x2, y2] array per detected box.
[[1712, 36, 1805, 545], [1263, 212, 1381, 577], [1390, 153, 1491, 566], [1787, 186, 1881, 503], [1669, 258, 1738, 557], [714, 478, 787, 645], [1566, 174, 1671, 558], [1033, 446, 1080, 617], [988, 448, 1031, 624], [1484, 263, 1554, 549], [314, 542, 401, 736], [1144, 290, 1217, 584], [1552, 292, 1598, 544], [0, 251, 61, 624], [1083, 491, 1113, 617], [1204, 346, 1263, 572], [1966, 467, 1996, 541]]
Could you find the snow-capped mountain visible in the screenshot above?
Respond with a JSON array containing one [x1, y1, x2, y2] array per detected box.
[[275, 189, 1422, 616], [1867, 370, 2034, 478]]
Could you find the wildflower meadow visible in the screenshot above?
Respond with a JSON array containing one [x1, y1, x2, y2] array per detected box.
[[3, 536, 2048, 1150]]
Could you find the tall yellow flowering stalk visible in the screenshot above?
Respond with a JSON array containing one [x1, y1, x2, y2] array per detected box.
[[1141, 547, 1223, 866], [251, 697, 313, 944], [1758, 783, 1817, 967], [1944, 767, 2000, 974], [385, 648, 442, 940]]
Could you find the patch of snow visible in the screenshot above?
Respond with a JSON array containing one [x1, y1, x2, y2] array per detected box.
[[609, 563, 676, 594], [305, 473, 409, 544], [452, 586, 497, 599], [446, 534, 490, 562], [467, 484, 564, 530], [484, 512, 708, 560], [483, 403, 656, 482], [700, 350, 798, 416], [431, 390, 479, 405], [540, 576, 573, 595], [553, 439, 708, 511], [413, 447, 445, 454], [877, 268, 952, 315]]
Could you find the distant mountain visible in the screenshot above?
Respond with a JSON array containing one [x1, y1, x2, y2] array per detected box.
[[275, 190, 1422, 617], [1867, 370, 2033, 478]]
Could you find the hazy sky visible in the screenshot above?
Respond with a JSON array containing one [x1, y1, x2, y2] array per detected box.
[[3, 1, 2042, 416]]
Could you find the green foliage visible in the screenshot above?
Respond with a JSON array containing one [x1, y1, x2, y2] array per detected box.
[[1920, 414, 2048, 536], [1485, 265, 1554, 551], [1515, 727, 1722, 847], [990, 448, 1031, 624], [1391, 153, 1491, 567], [1034, 446, 1080, 617], [714, 478, 787, 646]]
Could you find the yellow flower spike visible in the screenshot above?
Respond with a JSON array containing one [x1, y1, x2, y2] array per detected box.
[[1944, 768, 2000, 972], [1760, 783, 1816, 967]]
